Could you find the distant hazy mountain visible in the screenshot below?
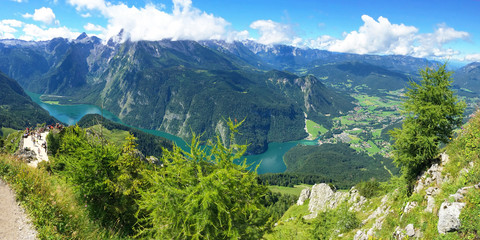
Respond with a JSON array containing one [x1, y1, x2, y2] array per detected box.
[[452, 62, 480, 96], [0, 71, 56, 129], [308, 61, 410, 94], [202, 40, 438, 75]]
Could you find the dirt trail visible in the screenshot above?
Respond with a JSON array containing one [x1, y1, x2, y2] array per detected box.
[[0, 131, 49, 239], [0, 179, 37, 240]]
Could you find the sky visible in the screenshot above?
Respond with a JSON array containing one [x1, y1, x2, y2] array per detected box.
[[1, 0, 479, 62]]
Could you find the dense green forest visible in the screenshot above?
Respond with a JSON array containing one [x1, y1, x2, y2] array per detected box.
[[259, 172, 342, 188], [283, 143, 399, 188], [0, 71, 56, 129], [77, 114, 173, 158]]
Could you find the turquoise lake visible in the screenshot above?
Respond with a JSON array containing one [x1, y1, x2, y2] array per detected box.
[[27, 92, 317, 174]]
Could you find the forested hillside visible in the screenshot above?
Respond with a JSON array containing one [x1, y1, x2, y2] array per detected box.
[[77, 114, 173, 158], [283, 143, 398, 188], [0, 71, 56, 130]]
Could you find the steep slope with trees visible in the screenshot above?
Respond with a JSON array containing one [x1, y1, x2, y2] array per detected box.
[[0, 71, 56, 129], [390, 63, 465, 185], [452, 61, 480, 96]]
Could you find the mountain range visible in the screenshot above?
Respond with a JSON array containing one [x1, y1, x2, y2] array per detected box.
[[452, 61, 480, 96], [0, 33, 471, 153]]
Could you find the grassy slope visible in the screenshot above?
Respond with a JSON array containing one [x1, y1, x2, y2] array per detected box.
[[87, 125, 130, 147], [266, 111, 480, 239], [0, 154, 122, 239], [305, 120, 328, 139], [268, 184, 312, 197], [1, 127, 17, 137]]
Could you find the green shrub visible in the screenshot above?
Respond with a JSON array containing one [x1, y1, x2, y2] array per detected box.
[[310, 203, 360, 239], [136, 119, 273, 239], [356, 178, 382, 198]]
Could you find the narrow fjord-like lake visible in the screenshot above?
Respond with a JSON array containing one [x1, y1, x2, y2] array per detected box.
[[28, 92, 316, 174]]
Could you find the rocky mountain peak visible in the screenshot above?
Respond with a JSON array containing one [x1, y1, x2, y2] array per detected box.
[[76, 32, 88, 40]]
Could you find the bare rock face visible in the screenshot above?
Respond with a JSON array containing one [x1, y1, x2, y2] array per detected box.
[[296, 184, 367, 220], [438, 201, 465, 234], [348, 188, 367, 212], [14, 148, 36, 163], [425, 196, 435, 213], [297, 188, 311, 206], [414, 153, 450, 194], [403, 201, 417, 213], [354, 230, 367, 240], [393, 224, 422, 239], [304, 183, 348, 219], [405, 224, 415, 237]]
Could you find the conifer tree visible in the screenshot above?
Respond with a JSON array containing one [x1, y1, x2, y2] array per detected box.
[[390, 63, 465, 184], [136, 119, 272, 239]]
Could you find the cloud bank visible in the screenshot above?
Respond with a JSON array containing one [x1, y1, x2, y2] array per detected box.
[[0, 19, 23, 39], [250, 20, 301, 45], [308, 15, 469, 58], [68, 0, 247, 42]]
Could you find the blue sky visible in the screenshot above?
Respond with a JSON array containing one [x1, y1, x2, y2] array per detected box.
[[1, 0, 479, 62]]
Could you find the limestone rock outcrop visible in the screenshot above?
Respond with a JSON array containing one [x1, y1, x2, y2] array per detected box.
[[437, 201, 465, 234], [296, 188, 311, 206], [296, 183, 366, 219]]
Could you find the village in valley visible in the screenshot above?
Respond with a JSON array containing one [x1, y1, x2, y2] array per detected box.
[[306, 84, 480, 158], [306, 90, 403, 157]]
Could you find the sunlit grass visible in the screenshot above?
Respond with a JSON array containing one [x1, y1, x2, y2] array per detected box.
[[268, 184, 313, 197]]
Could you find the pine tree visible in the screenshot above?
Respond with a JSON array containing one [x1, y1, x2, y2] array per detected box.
[[390, 63, 465, 184]]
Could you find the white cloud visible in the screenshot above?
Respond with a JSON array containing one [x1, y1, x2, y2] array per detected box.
[[413, 24, 469, 58], [250, 20, 301, 45], [324, 15, 418, 55], [84, 23, 105, 32], [20, 24, 80, 41], [0, 19, 24, 39], [23, 7, 58, 25], [464, 53, 480, 62], [11, 0, 27, 2], [307, 15, 470, 59], [68, 0, 107, 11], [81, 13, 92, 18], [68, 0, 247, 42]]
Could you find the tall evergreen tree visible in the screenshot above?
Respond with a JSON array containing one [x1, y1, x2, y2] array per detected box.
[[390, 63, 465, 183]]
